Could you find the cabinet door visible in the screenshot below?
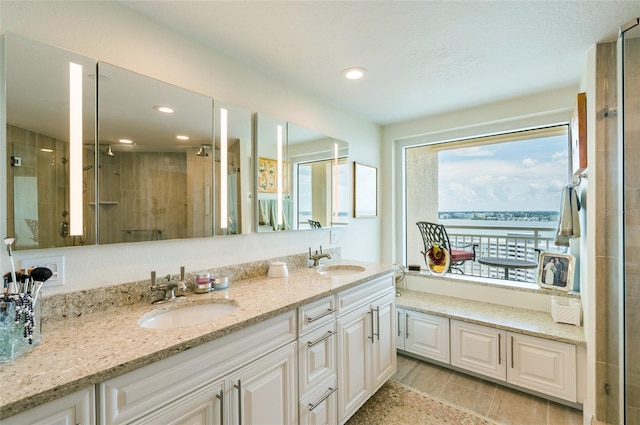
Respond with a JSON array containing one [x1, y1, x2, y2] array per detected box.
[[132, 379, 224, 425], [337, 303, 371, 423], [228, 342, 297, 425], [507, 332, 577, 402], [0, 387, 95, 425], [451, 320, 506, 381], [405, 310, 450, 364], [371, 291, 396, 391], [299, 321, 337, 398]]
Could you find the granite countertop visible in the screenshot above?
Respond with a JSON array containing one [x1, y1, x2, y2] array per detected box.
[[0, 260, 394, 420], [396, 289, 586, 346]]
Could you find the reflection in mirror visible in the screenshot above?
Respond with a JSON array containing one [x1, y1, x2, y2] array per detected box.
[[255, 114, 290, 232], [288, 124, 349, 229], [5, 33, 97, 250], [214, 101, 252, 235], [97, 62, 214, 243]]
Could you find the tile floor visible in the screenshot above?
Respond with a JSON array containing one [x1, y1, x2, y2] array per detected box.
[[391, 353, 583, 425]]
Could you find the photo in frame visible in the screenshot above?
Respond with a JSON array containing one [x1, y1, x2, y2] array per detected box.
[[537, 252, 575, 291], [258, 157, 290, 193], [353, 162, 377, 218]]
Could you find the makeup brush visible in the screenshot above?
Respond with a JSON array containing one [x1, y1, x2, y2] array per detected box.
[[30, 267, 53, 310], [3, 237, 18, 294]]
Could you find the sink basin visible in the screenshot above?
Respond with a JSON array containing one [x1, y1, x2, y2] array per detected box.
[[139, 302, 237, 329], [316, 264, 366, 276]]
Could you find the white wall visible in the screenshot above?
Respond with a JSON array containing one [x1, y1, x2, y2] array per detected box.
[[0, 1, 382, 294]]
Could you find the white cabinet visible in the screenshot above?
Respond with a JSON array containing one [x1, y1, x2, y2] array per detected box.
[[451, 320, 506, 381], [507, 332, 576, 402], [0, 387, 95, 425], [228, 342, 297, 425], [450, 319, 578, 403], [336, 274, 396, 424], [100, 311, 296, 425], [397, 308, 450, 364]]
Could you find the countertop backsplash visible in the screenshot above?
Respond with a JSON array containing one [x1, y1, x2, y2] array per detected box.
[[41, 248, 341, 323]]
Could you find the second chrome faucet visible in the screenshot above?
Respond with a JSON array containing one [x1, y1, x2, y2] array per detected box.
[[151, 266, 188, 304], [309, 246, 332, 267]]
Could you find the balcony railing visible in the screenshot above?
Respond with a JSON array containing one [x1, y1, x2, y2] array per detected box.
[[444, 224, 563, 282]]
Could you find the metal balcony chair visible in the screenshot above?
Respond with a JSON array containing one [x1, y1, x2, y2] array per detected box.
[[308, 219, 322, 228], [416, 221, 477, 274]]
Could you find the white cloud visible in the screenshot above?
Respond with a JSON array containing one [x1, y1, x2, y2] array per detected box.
[[522, 158, 538, 167], [470, 175, 492, 186], [552, 151, 568, 161]]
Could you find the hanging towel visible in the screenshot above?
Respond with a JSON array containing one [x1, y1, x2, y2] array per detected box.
[[555, 185, 581, 247]]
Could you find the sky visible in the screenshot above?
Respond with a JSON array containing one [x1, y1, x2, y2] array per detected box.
[[438, 135, 569, 212]]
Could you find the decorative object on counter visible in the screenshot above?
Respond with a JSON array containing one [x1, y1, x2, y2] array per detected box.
[[425, 244, 450, 275], [211, 275, 229, 290], [407, 264, 421, 272], [0, 266, 51, 362], [536, 251, 575, 292], [551, 296, 582, 326], [267, 262, 289, 278], [194, 273, 211, 293]]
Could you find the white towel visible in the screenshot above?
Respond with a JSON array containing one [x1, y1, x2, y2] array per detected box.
[[555, 185, 581, 247]]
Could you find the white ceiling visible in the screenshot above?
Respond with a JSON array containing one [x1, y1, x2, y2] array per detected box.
[[121, 1, 639, 126]]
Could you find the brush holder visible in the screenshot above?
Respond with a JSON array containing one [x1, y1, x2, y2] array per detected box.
[[0, 295, 42, 362]]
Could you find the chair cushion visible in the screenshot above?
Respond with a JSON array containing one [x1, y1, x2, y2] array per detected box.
[[450, 250, 474, 261]]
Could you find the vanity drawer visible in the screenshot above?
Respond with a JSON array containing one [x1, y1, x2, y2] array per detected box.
[[298, 294, 337, 336], [337, 273, 394, 316], [298, 322, 337, 399]]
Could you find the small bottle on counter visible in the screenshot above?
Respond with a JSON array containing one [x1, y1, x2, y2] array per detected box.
[[194, 273, 211, 294]]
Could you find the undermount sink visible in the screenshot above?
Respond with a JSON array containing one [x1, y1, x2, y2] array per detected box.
[[316, 264, 366, 276], [138, 302, 237, 330]]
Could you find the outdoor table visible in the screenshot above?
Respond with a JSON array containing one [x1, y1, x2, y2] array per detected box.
[[478, 257, 538, 279]]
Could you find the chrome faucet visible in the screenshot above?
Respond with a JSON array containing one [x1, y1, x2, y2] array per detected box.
[[309, 246, 332, 267], [151, 268, 188, 304]]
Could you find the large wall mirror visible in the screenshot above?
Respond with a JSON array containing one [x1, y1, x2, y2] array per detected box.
[[97, 62, 215, 243], [5, 33, 97, 250], [5, 33, 254, 250], [255, 113, 349, 232]]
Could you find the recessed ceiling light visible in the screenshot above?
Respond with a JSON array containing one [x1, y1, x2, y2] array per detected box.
[[154, 105, 174, 114], [341, 67, 367, 80], [119, 139, 133, 144], [176, 135, 190, 141]]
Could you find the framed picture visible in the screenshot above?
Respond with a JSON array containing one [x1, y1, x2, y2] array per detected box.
[[258, 157, 290, 193], [570, 92, 587, 175], [353, 162, 377, 218], [537, 252, 575, 291]]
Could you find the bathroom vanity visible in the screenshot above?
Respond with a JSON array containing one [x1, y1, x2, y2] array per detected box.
[[0, 261, 396, 425]]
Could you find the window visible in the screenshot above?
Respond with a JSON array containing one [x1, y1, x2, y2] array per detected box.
[[405, 125, 570, 281]]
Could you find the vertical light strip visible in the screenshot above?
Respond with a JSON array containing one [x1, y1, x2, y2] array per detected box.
[[220, 108, 228, 229], [276, 124, 283, 229], [69, 62, 83, 235], [333, 142, 339, 223]]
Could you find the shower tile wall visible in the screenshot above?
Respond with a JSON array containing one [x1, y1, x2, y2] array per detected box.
[[623, 36, 640, 424], [6, 125, 94, 249], [595, 41, 621, 425]]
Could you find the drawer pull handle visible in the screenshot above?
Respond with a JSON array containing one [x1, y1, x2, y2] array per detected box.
[[307, 308, 336, 323], [498, 333, 502, 365], [308, 330, 336, 347], [511, 336, 514, 369], [406, 313, 409, 338], [368, 309, 374, 342], [234, 380, 242, 425], [215, 389, 224, 425], [397, 311, 401, 337], [308, 387, 337, 411], [374, 306, 380, 340]]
